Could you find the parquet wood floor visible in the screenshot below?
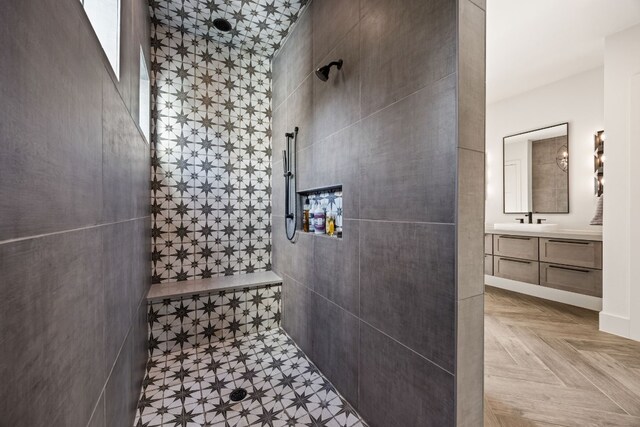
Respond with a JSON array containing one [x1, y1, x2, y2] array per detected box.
[[484, 286, 640, 427]]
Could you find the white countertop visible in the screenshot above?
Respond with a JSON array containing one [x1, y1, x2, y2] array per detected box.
[[485, 225, 602, 241]]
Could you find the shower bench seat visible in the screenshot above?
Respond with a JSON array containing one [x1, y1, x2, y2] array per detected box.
[[146, 270, 282, 301]]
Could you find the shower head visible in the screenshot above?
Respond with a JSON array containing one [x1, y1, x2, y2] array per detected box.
[[315, 59, 343, 82], [213, 18, 232, 32]]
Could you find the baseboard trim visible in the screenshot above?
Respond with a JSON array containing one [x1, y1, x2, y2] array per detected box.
[[599, 311, 631, 338], [485, 275, 602, 311]]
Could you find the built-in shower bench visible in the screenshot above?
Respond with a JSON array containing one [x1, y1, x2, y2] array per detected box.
[[146, 271, 283, 353], [146, 270, 282, 301]]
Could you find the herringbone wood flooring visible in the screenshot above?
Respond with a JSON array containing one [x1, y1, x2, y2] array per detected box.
[[484, 286, 640, 427]]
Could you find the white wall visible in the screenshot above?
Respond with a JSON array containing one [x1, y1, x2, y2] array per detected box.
[[486, 67, 604, 228], [601, 23, 640, 340]]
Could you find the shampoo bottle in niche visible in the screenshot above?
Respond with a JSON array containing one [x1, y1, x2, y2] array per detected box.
[[313, 202, 325, 235], [302, 198, 310, 232], [326, 211, 335, 236]]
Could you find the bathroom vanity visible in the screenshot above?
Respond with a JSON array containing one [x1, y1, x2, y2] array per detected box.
[[485, 226, 603, 310]]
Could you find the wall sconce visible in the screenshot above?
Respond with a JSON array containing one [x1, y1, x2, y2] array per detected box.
[[556, 145, 569, 172], [594, 130, 605, 196]]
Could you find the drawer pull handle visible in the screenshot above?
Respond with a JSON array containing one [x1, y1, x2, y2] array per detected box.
[[548, 265, 590, 273], [499, 235, 531, 240], [501, 258, 531, 265], [548, 239, 590, 245]]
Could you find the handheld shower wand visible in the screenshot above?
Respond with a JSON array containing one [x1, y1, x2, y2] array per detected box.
[[284, 128, 299, 241]]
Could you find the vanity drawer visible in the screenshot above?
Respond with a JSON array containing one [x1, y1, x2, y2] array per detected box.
[[540, 263, 602, 297], [493, 234, 539, 261], [539, 238, 602, 269], [485, 234, 493, 255], [493, 256, 539, 284], [485, 255, 493, 275]]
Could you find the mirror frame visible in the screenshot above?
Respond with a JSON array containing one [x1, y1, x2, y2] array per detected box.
[[502, 122, 570, 215]]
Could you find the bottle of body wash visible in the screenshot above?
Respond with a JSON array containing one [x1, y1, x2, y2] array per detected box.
[[313, 202, 325, 235], [302, 197, 310, 232]]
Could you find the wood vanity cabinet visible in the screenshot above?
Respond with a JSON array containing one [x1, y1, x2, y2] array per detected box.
[[486, 233, 602, 298], [494, 234, 539, 260], [494, 256, 539, 284], [539, 238, 602, 269], [484, 234, 493, 275]]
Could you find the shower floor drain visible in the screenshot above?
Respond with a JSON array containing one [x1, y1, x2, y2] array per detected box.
[[230, 388, 248, 402]]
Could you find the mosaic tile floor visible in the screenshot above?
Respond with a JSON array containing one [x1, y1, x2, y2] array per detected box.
[[135, 329, 367, 427]]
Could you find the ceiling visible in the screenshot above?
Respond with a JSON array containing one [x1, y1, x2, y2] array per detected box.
[[487, 0, 640, 103], [149, 0, 308, 57]]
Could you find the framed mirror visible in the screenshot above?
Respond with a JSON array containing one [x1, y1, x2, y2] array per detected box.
[[503, 123, 569, 214]]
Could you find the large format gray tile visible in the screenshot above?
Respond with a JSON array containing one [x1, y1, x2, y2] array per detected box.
[[456, 294, 484, 427], [0, 1, 103, 240], [102, 70, 132, 223], [272, 103, 287, 166], [0, 228, 105, 427], [359, 322, 455, 427], [310, 292, 359, 406], [313, 220, 359, 315], [289, 75, 314, 151], [360, 221, 456, 372], [297, 123, 361, 218], [288, 231, 315, 287], [458, 0, 486, 152], [131, 217, 152, 307], [133, 137, 151, 219], [360, 0, 456, 117], [457, 148, 485, 300], [272, 218, 313, 288], [87, 393, 106, 427], [312, 23, 361, 143], [103, 69, 149, 223], [131, 300, 149, 407], [359, 76, 457, 223], [105, 329, 136, 427], [271, 218, 291, 278], [271, 178, 285, 229], [272, 51, 288, 111], [285, 4, 313, 97], [282, 275, 313, 354], [102, 222, 134, 377], [469, 0, 486, 11], [312, 0, 360, 66]]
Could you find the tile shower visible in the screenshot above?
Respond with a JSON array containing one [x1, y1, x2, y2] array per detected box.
[[0, 0, 485, 426]]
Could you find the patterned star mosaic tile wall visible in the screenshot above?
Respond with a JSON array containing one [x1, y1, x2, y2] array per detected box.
[[150, 0, 309, 57], [150, 1, 308, 284], [148, 284, 282, 355]]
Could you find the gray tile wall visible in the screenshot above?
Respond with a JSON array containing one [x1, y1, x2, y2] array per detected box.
[[272, 0, 486, 425], [0, 1, 151, 426]]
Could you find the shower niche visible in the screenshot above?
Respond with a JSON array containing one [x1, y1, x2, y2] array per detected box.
[[297, 185, 343, 238]]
